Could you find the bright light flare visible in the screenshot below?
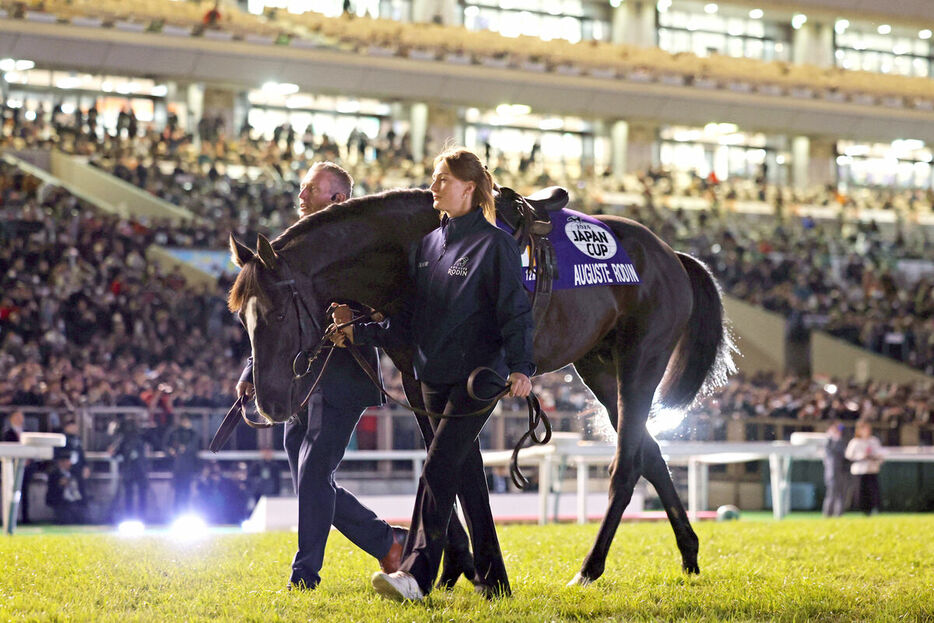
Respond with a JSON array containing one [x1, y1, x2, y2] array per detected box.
[[647, 407, 687, 436], [117, 520, 145, 537], [169, 514, 208, 541]]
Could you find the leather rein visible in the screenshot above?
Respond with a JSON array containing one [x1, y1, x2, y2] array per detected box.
[[211, 257, 552, 489]]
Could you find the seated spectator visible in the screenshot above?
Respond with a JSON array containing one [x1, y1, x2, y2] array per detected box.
[[46, 449, 87, 524]]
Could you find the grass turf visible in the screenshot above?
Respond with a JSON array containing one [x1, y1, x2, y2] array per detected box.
[[2, 515, 932, 622]]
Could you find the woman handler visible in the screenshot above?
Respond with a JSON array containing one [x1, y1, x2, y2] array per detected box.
[[332, 147, 534, 601]]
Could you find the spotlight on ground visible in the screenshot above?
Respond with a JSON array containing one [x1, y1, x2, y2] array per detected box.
[[117, 520, 145, 537], [169, 514, 208, 541]]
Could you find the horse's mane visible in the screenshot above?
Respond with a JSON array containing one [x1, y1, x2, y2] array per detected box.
[[228, 188, 431, 312], [274, 188, 431, 251]]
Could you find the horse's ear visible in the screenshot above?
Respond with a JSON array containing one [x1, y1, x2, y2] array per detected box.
[[229, 234, 253, 268], [256, 234, 278, 271]]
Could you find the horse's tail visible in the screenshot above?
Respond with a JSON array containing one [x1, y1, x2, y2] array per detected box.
[[658, 253, 737, 409]]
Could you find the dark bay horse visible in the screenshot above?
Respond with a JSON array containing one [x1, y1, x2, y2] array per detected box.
[[227, 188, 735, 586]]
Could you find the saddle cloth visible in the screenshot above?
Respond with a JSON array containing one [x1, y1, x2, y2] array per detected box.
[[499, 208, 641, 291]]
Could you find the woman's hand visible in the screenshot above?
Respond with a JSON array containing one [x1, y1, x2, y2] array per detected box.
[[328, 303, 354, 346], [507, 372, 532, 398]]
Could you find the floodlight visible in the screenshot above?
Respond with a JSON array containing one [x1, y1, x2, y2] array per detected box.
[[169, 514, 208, 541], [117, 520, 145, 537]]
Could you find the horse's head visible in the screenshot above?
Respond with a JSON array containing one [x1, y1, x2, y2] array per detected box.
[[228, 233, 321, 422], [227, 188, 438, 421]]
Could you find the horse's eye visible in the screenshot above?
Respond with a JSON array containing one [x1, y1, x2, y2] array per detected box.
[[277, 313, 286, 322]]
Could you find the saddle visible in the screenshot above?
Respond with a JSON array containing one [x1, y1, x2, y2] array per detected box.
[[495, 186, 568, 235], [494, 186, 568, 331]]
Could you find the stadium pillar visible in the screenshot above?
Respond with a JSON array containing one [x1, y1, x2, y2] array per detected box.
[[410, 102, 428, 162], [203, 86, 236, 143], [808, 136, 837, 188], [627, 121, 656, 175], [791, 136, 810, 190], [416, 0, 459, 25], [792, 21, 834, 68], [232, 90, 251, 142], [611, 120, 627, 178], [425, 104, 461, 155], [185, 83, 204, 142], [611, 0, 656, 48]]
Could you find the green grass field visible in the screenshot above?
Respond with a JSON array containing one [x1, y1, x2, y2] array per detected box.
[[2, 515, 933, 622]]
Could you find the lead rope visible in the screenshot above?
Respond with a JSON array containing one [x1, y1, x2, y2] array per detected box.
[[340, 335, 552, 490]]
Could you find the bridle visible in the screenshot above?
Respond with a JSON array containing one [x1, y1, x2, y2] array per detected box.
[[227, 254, 329, 432], [213, 255, 552, 489]]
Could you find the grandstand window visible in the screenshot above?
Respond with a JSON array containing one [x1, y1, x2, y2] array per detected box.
[[659, 124, 787, 183], [244, 0, 411, 21], [2, 69, 168, 135], [657, 0, 790, 61], [461, 0, 611, 43], [246, 91, 394, 156], [834, 22, 932, 77], [836, 140, 934, 189], [462, 107, 599, 178]]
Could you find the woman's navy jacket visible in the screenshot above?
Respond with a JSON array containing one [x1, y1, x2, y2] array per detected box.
[[356, 207, 535, 384]]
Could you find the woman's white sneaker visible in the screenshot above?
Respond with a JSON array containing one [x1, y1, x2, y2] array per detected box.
[[372, 571, 424, 602]]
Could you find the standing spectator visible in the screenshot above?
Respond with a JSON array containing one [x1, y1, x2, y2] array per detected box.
[[821, 420, 848, 517], [109, 417, 149, 521], [203, 1, 222, 28], [62, 416, 90, 501], [246, 447, 281, 505], [141, 383, 174, 450], [845, 419, 885, 515], [1, 409, 23, 442], [164, 414, 200, 512]]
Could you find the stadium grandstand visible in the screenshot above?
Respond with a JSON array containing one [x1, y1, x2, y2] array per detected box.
[[1, 0, 932, 532]]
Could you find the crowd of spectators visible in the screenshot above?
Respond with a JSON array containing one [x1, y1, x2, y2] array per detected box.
[[625, 198, 934, 374], [699, 372, 931, 427], [1, 99, 932, 423], [0, 159, 247, 417]]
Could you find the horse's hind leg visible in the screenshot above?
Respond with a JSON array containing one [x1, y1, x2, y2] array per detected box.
[[573, 351, 700, 577], [640, 436, 699, 573], [570, 333, 673, 586]]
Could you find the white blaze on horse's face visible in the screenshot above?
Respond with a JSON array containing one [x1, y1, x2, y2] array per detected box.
[[243, 296, 259, 343], [242, 294, 294, 421]]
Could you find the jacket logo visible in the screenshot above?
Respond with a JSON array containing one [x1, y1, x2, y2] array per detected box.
[[448, 255, 470, 277]]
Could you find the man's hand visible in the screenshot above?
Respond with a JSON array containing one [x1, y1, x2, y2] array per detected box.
[[236, 381, 254, 400], [328, 303, 354, 347], [507, 372, 532, 398]]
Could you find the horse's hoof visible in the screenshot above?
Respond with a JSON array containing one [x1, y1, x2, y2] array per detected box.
[[567, 572, 593, 587], [437, 552, 476, 590], [682, 560, 700, 575]]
